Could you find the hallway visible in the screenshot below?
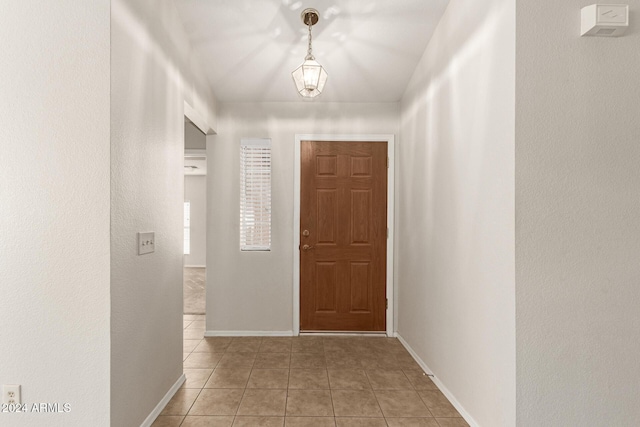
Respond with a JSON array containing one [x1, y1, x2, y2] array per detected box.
[[4, 0, 639, 425], [152, 316, 468, 426]]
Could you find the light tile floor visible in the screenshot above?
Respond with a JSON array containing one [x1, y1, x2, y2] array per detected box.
[[184, 268, 206, 315], [153, 315, 469, 427]]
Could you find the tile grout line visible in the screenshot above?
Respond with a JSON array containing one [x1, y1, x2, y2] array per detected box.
[[180, 324, 209, 426], [284, 344, 292, 421], [180, 386, 204, 425], [322, 343, 338, 426], [364, 369, 389, 424], [234, 342, 257, 421], [406, 368, 439, 420]]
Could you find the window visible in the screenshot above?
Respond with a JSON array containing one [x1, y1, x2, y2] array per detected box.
[[240, 139, 271, 251], [184, 201, 191, 255]]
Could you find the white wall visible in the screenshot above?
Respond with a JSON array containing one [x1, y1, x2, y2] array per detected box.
[[206, 102, 399, 334], [516, 1, 640, 425], [110, 0, 217, 425], [185, 175, 207, 267], [0, 1, 111, 426], [185, 120, 207, 149], [397, 0, 515, 425]]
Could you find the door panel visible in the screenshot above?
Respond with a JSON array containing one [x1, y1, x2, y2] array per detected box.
[[349, 261, 371, 313], [315, 262, 338, 313], [316, 190, 338, 244], [300, 141, 387, 331], [351, 189, 372, 244]]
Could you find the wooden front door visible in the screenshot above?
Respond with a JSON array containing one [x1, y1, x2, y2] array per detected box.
[[300, 141, 387, 332]]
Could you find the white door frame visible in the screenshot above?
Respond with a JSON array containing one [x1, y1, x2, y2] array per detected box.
[[293, 134, 395, 337]]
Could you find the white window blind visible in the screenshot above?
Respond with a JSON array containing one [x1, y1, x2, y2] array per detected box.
[[240, 139, 272, 251], [184, 201, 191, 255]]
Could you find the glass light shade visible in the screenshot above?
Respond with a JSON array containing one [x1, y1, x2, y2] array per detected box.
[[292, 58, 328, 98]]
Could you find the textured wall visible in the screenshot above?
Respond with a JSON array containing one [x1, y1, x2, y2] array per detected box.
[[110, 0, 217, 425], [397, 0, 516, 425], [206, 102, 399, 334], [0, 1, 111, 426], [184, 175, 207, 267], [516, 1, 640, 425]]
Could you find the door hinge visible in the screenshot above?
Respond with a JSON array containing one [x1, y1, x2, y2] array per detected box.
[[387, 156, 389, 168], [386, 299, 388, 309], [387, 228, 389, 239]]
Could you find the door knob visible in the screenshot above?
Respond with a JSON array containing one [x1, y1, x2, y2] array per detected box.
[[302, 244, 315, 251], [302, 229, 310, 237]]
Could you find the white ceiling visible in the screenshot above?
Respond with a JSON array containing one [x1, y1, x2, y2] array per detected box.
[[174, 0, 450, 103]]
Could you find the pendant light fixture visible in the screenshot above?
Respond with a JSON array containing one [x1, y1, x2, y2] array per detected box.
[[292, 8, 328, 98]]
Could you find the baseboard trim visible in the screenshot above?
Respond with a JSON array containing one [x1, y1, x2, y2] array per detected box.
[[204, 330, 294, 337], [184, 265, 206, 268], [396, 334, 480, 427], [140, 373, 186, 427]]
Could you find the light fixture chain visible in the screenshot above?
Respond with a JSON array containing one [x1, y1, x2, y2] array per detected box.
[[307, 22, 313, 57]]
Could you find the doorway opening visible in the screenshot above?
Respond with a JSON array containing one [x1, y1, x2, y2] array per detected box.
[[184, 117, 207, 316]]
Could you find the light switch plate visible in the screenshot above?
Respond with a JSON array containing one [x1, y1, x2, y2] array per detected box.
[[138, 232, 155, 255], [581, 4, 629, 37]]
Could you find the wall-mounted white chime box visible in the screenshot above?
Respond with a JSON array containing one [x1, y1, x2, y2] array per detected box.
[[581, 4, 629, 37]]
